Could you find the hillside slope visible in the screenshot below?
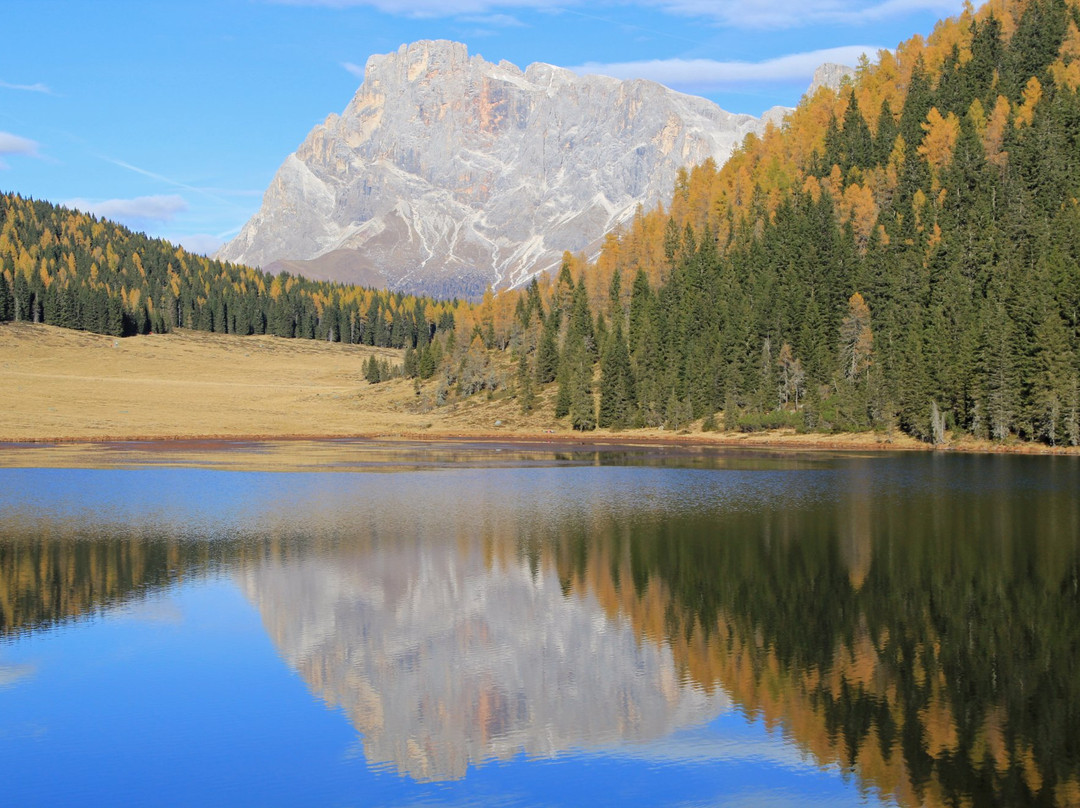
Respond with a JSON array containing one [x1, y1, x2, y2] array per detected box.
[[487, 0, 1080, 446]]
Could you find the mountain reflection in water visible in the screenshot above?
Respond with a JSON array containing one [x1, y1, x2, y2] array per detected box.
[[239, 544, 726, 781], [0, 451, 1077, 806]]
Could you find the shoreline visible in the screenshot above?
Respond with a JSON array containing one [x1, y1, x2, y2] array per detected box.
[[1, 427, 1076, 456], [2, 323, 1076, 461]]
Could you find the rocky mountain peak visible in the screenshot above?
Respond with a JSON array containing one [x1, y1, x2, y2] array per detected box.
[[218, 41, 794, 297], [807, 62, 858, 97], [364, 39, 472, 86]]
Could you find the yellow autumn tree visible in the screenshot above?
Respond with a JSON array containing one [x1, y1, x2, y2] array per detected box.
[[840, 292, 874, 381], [1014, 75, 1043, 128], [983, 95, 1011, 169], [918, 107, 961, 182]]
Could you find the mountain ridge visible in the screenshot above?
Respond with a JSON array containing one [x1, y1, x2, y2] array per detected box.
[[218, 40, 791, 297]]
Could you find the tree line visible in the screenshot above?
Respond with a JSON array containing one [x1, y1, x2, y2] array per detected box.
[[0, 194, 458, 350]]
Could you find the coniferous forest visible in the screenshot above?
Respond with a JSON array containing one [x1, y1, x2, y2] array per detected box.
[[497, 0, 1080, 446], [3, 0, 1080, 446], [0, 193, 458, 351]]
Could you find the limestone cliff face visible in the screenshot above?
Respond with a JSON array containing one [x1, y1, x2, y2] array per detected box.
[[218, 40, 779, 297], [807, 63, 858, 97]]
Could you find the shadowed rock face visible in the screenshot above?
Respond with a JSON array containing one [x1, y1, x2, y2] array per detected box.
[[218, 40, 783, 297], [238, 541, 728, 782]]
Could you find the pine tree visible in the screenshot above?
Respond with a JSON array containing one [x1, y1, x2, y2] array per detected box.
[[568, 280, 596, 361], [873, 99, 899, 166], [567, 342, 596, 431], [597, 320, 635, 429], [841, 89, 874, 170], [12, 272, 29, 322], [553, 335, 574, 420], [403, 346, 419, 378], [365, 354, 381, 384], [535, 312, 560, 385], [517, 353, 536, 414], [0, 273, 14, 322]]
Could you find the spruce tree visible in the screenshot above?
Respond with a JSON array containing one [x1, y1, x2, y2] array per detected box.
[[535, 312, 560, 385], [365, 354, 381, 384], [567, 342, 596, 431], [403, 346, 419, 378], [517, 353, 536, 414], [0, 273, 11, 322], [597, 321, 635, 429]]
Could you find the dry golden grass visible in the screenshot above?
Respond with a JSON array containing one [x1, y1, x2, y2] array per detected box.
[[0, 322, 419, 441], [0, 322, 1074, 459], [0, 322, 582, 444]]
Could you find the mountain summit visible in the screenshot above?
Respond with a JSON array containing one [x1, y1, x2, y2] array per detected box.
[[218, 40, 784, 297]]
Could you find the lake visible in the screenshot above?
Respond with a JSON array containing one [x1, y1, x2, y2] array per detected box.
[[0, 441, 1077, 807]]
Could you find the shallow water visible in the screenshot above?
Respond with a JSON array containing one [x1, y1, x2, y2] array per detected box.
[[0, 444, 1077, 807]]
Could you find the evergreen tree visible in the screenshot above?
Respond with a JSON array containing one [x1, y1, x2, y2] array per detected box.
[[365, 354, 381, 384], [403, 346, 419, 378], [597, 320, 635, 429], [0, 273, 13, 322], [567, 279, 596, 360], [517, 353, 536, 414], [566, 341, 596, 431], [535, 311, 560, 385]]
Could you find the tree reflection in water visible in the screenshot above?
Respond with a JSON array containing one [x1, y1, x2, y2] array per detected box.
[[0, 453, 1076, 805]]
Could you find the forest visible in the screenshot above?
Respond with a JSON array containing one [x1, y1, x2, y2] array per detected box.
[[491, 0, 1080, 445], [0, 194, 459, 373], [2, 0, 1079, 445]]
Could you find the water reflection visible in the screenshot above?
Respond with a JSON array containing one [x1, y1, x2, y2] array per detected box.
[[239, 545, 726, 781], [0, 452, 1077, 806]]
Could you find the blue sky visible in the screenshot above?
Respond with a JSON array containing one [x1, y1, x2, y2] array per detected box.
[[1, 0, 965, 256]]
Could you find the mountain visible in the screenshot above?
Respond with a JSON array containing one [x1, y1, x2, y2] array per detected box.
[[806, 62, 857, 97], [218, 40, 787, 298]]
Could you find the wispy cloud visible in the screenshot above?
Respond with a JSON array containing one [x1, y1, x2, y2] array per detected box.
[[175, 233, 226, 255], [101, 156, 205, 194], [342, 61, 367, 79], [0, 131, 40, 157], [653, 0, 964, 28], [269, 0, 572, 17], [65, 194, 189, 224], [571, 45, 878, 90], [100, 156, 260, 204], [0, 131, 40, 168], [268, 0, 964, 27], [458, 12, 526, 26], [0, 79, 54, 95]]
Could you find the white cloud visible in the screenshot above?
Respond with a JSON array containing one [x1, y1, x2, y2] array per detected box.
[[269, 0, 964, 27], [175, 233, 226, 256], [654, 0, 964, 27], [458, 12, 526, 25], [342, 61, 366, 79], [270, 0, 571, 16], [0, 79, 54, 94], [0, 131, 40, 157], [571, 45, 878, 90], [65, 194, 189, 224]]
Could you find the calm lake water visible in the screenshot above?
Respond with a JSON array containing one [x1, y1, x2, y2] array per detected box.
[[0, 442, 1077, 807]]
